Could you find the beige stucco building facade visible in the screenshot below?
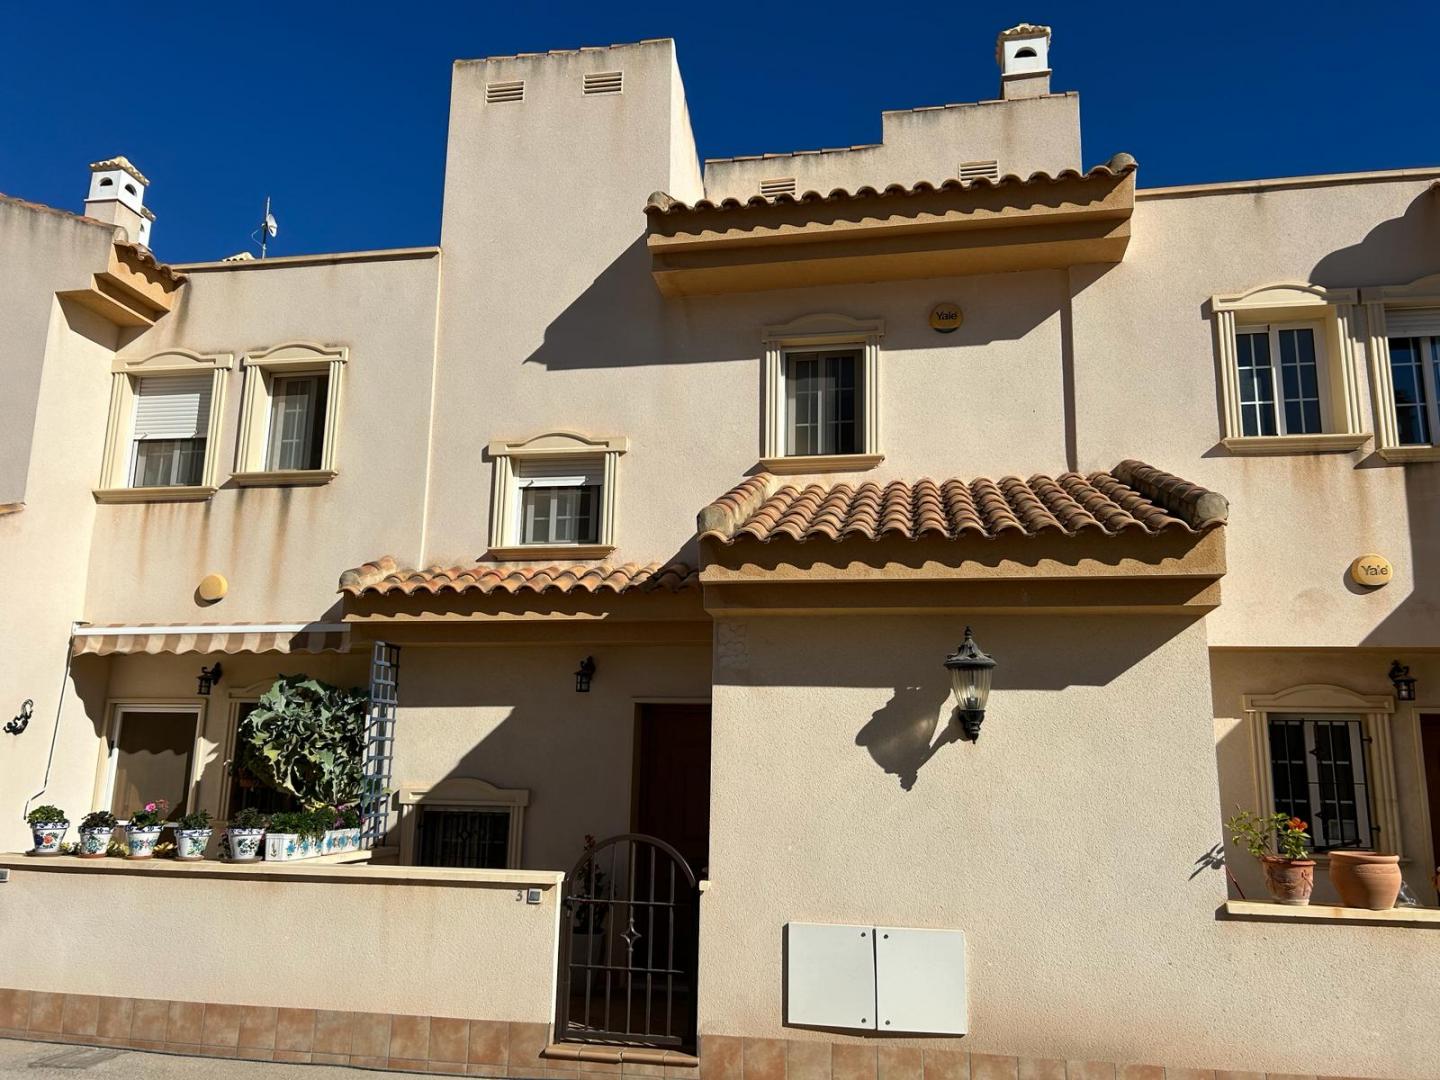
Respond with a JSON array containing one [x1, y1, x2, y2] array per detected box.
[[2, 24, 1439, 1080]]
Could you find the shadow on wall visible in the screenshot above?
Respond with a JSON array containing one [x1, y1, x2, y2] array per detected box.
[[1310, 188, 1440, 289], [855, 684, 959, 791]]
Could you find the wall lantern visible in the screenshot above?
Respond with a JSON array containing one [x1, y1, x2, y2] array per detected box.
[[944, 627, 996, 742], [575, 656, 597, 694], [1389, 660, 1417, 702], [197, 662, 224, 697]]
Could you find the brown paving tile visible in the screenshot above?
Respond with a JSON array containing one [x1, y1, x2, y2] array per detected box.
[[352, 1058, 388, 1070], [923, 1049, 969, 1080], [274, 1049, 313, 1063], [1166, 1071, 1216, 1080], [314, 1053, 351, 1065], [431, 1017, 470, 1063], [27, 992, 64, 1033], [389, 1059, 427, 1073], [1119, 1069, 1164, 1080], [576, 1057, 622, 1075], [165, 1001, 205, 1045], [390, 1015, 431, 1061], [202, 1003, 243, 1047], [97, 997, 134, 1040], [131, 1000, 171, 1042], [1263, 1075, 1316, 1080], [1213, 1074, 1264, 1080], [194, 1046, 239, 1059], [624, 1064, 668, 1078], [61, 994, 99, 1036], [468, 1019, 508, 1065], [971, 1057, 1018, 1080], [666, 1065, 700, 1080], [1018, 1063, 1066, 1080], [275, 1008, 316, 1052], [238, 1005, 278, 1049], [0, 990, 30, 1031], [354, 1012, 393, 1059], [787, 1041, 831, 1080], [509, 1022, 550, 1071], [1067, 1066, 1116, 1080], [431, 1065, 469, 1076], [467, 1067, 506, 1078], [879, 1047, 924, 1080], [314, 1009, 355, 1055], [131, 1039, 168, 1052], [238, 1047, 274, 1062], [744, 1038, 787, 1080], [833, 1045, 877, 1080], [701, 1035, 743, 1080]]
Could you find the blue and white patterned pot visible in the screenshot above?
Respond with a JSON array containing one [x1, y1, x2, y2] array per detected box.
[[175, 828, 212, 861], [30, 822, 68, 855], [226, 827, 265, 862], [124, 825, 164, 859], [77, 826, 114, 858]]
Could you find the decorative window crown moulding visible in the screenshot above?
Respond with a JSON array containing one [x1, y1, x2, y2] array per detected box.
[[1211, 281, 1358, 313], [243, 341, 349, 369], [1242, 683, 1395, 715], [487, 430, 629, 457], [762, 312, 885, 344], [1360, 271, 1440, 306], [113, 347, 233, 374]]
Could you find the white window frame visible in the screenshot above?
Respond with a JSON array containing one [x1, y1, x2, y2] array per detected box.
[[1242, 684, 1402, 861], [234, 342, 347, 485], [397, 778, 530, 869], [1232, 321, 1329, 437], [1361, 273, 1440, 462], [485, 430, 627, 559], [95, 700, 207, 821], [762, 313, 884, 474], [1211, 283, 1368, 455], [96, 349, 232, 503]]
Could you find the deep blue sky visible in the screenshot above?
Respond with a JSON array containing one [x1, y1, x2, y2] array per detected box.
[[2, 2, 1435, 264]]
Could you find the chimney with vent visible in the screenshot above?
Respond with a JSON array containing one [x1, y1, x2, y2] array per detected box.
[[83, 156, 155, 247], [997, 24, 1052, 100]]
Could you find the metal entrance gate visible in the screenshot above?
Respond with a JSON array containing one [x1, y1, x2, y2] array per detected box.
[[556, 834, 699, 1050]]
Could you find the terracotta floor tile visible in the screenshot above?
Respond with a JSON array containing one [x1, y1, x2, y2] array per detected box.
[[61, 994, 99, 1036], [1119, 1068, 1164, 1080], [390, 1058, 428, 1072], [832, 1045, 876, 1080], [468, 1067, 508, 1078], [701, 1035, 743, 1080], [787, 1041, 831, 1080], [879, 1047, 924, 1080], [238, 1005, 278, 1049], [27, 992, 64, 1034], [508, 1022, 550, 1071], [431, 1064, 469, 1076], [0, 991, 29, 1031], [1067, 1065, 1116, 1080], [432, 1017, 471, 1063], [1166, 1071, 1216, 1080], [203, 1003, 243, 1047], [390, 1015, 432, 1061], [743, 1039, 787, 1080], [314, 1052, 351, 1065], [238, 1047, 274, 1062], [274, 1049, 313, 1064], [194, 1046, 239, 1058], [351, 1057, 388, 1069], [313, 1009, 355, 1056], [923, 1049, 969, 1080], [353, 1012, 393, 1059], [468, 1019, 508, 1065], [97, 997, 134, 1040], [1018, 1062, 1065, 1080], [1213, 1073, 1264, 1080], [624, 1063, 668, 1078], [130, 1001, 171, 1043], [275, 1008, 316, 1052], [166, 1001, 205, 1045], [970, 1057, 1017, 1080]]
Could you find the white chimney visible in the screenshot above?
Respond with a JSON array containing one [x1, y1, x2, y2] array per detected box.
[[84, 156, 155, 247], [997, 24, 1052, 100]]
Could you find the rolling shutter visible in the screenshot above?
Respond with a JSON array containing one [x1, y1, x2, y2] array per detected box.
[[1386, 308, 1440, 338], [133, 375, 212, 440], [514, 457, 603, 488]]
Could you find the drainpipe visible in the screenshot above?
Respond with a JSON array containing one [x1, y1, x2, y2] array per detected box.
[[22, 623, 78, 821]]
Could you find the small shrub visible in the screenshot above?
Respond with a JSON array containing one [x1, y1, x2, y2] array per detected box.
[[267, 811, 326, 840], [26, 805, 67, 825], [177, 810, 212, 830], [80, 810, 118, 829], [128, 799, 170, 829], [230, 807, 269, 830]]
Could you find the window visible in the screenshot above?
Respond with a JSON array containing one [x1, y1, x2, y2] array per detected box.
[[762, 314, 884, 473], [1387, 335, 1440, 447], [1211, 283, 1368, 455], [397, 778, 529, 868], [1267, 714, 1374, 852], [486, 431, 626, 558], [97, 349, 231, 502], [105, 705, 202, 819], [234, 342, 346, 484]]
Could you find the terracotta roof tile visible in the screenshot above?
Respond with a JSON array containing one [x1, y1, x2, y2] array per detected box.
[[340, 556, 697, 598], [697, 461, 1226, 544]]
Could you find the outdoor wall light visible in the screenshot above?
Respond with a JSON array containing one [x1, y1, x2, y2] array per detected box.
[[944, 627, 996, 742], [1389, 660, 1417, 702], [197, 662, 224, 696], [575, 656, 596, 693]]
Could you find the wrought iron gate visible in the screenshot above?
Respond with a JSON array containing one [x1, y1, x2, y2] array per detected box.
[[557, 834, 699, 1050]]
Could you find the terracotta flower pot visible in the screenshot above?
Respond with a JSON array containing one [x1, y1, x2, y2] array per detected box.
[[1328, 850, 1402, 910], [1262, 856, 1315, 905]]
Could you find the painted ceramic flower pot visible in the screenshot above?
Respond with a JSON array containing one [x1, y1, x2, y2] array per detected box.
[[323, 827, 362, 854], [124, 825, 164, 860], [226, 827, 265, 863], [175, 828, 213, 861], [77, 827, 114, 858], [1328, 850, 1402, 910], [1262, 856, 1315, 905], [30, 821, 68, 856], [264, 832, 303, 862]]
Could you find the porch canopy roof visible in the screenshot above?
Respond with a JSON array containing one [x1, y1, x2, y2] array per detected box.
[[695, 460, 1229, 614], [71, 622, 350, 657]]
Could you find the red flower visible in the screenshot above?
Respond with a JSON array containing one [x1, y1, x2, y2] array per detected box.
[[1287, 817, 1307, 832]]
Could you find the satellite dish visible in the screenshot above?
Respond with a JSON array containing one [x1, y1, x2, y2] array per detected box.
[[264, 213, 278, 237]]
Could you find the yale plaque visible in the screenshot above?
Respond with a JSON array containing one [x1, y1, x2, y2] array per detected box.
[[1350, 554, 1393, 588], [929, 303, 963, 333]]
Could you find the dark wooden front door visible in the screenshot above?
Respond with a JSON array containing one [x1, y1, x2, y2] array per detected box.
[[633, 703, 712, 881], [1420, 714, 1440, 902]]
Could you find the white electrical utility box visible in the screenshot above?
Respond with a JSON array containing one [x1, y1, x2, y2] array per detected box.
[[784, 923, 967, 1034]]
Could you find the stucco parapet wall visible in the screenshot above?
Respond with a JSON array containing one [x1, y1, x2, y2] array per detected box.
[[173, 245, 441, 272], [1136, 164, 1440, 200], [0, 191, 113, 229], [456, 36, 671, 65], [0, 852, 563, 889]]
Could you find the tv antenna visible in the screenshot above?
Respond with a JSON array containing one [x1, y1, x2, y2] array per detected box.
[[250, 195, 278, 258]]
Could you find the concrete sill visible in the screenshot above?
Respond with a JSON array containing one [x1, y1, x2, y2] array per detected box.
[[486, 544, 616, 561], [93, 485, 217, 504], [1377, 445, 1440, 463], [230, 469, 337, 487], [758, 453, 885, 475], [543, 1043, 699, 1068], [1224, 899, 1440, 926], [1221, 433, 1370, 455]]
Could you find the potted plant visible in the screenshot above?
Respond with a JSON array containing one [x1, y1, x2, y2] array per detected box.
[[1227, 810, 1314, 905], [26, 805, 69, 856], [1329, 849, 1403, 910], [174, 809, 213, 861], [322, 805, 362, 853], [124, 799, 169, 859], [265, 810, 325, 862], [77, 811, 118, 858], [226, 807, 268, 862]]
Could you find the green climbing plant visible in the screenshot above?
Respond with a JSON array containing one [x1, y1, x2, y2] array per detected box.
[[235, 675, 368, 809]]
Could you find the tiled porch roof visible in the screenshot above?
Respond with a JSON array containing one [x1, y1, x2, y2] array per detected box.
[[697, 460, 1227, 544], [340, 556, 698, 598]]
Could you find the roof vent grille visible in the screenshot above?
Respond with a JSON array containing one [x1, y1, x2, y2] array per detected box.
[[486, 80, 525, 104], [583, 71, 624, 95], [760, 177, 797, 198], [959, 160, 1000, 182]]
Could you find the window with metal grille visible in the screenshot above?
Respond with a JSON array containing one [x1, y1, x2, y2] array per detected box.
[[583, 71, 623, 95], [266, 372, 328, 471], [1234, 323, 1324, 437], [1267, 714, 1375, 851], [416, 807, 511, 869], [785, 349, 859, 456], [486, 80, 524, 104], [130, 374, 210, 487]]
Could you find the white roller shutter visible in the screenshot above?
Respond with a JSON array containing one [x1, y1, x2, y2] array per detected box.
[[1386, 308, 1440, 338], [514, 456, 603, 488], [132, 375, 212, 440]]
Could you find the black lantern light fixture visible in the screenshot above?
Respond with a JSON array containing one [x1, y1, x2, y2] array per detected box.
[[197, 662, 224, 697], [1389, 660, 1416, 702], [944, 627, 996, 742], [575, 656, 597, 693]]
